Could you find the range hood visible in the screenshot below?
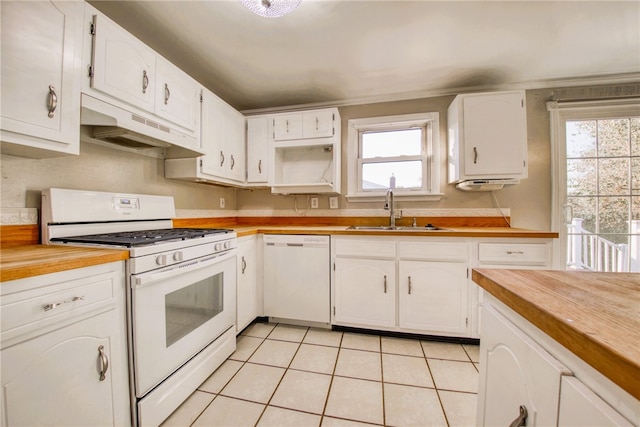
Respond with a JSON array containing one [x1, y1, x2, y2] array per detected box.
[[455, 179, 520, 191], [80, 94, 205, 158]]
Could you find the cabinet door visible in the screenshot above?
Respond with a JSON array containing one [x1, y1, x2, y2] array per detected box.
[[247, 116, 270, 183], [91, 13, 156, 112], [155, 57, 200, 133], [200, 89, 245, 183], [558, 376, 633, 427], [334, 258, 396, 328], [1, 309, 129, 427], [273, 114, 303, 141], [237, 236, 259, 333], [0, 0, 82, 154], [398, 261, 469, 335], [302, 110, 335, 138], [477, 304, 571, 427], [462, 91, 526, 177]]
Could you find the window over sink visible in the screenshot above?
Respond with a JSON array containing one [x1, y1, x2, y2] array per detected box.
[[346, 113, 442, 201]]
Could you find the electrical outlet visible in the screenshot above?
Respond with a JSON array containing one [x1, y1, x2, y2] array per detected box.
[[219, 197, 225, 208], [310, 197, 319, 209], [329, 197, 339, 209]]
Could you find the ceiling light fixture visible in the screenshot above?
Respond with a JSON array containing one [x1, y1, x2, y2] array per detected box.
[[241, 0, 301, 18]]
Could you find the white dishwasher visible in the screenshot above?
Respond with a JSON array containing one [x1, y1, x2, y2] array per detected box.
[[263, 235, 330, 324]]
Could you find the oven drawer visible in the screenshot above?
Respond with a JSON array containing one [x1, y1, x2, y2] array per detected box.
[[1, 262, 123, 347]]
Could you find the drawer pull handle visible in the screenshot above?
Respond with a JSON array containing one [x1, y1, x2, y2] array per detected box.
[[258, 159, 262, 174], [43, 296, 84, 312], [220, 150, 225, 167], [241, 256, 247, 274], [506, 251, 525, 255], [383, 275, 387, 293], [408, 276, 412, 295], [47, 85, 57, 118], [164, 83, 170, 104], [473, 146, 478, 164], [142, 70, 149, 94], [98, 345, 109, 381], [509, 405, 528, 427]]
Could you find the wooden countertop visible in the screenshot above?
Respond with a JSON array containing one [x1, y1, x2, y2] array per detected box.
[[472, 268, 640, 400], [1, 225, 555, 282], [0, 245, 129, 282], [235, 225, 558, 238]]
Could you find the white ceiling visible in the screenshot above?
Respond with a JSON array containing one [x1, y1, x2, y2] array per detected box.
[[89, 0, 640, 112]]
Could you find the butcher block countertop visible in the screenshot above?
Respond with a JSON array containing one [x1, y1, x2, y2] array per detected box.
[[0, 245, 129, 282], [472, 268, 640, 400]]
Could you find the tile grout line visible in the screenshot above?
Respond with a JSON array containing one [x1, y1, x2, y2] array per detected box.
[[319, 328, 344, 426], [421, 340, 452, 427], [252, 323, 309, 427]]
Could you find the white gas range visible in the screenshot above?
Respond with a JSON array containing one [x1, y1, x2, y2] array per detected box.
[[41, 188, 237, 427]]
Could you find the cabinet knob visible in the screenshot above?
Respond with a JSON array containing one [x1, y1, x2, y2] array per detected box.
[[509, 405, 528, 427], [47, 85, 57, 118]]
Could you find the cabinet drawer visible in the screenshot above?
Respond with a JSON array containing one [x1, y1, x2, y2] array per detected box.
[[334, 238, 396, 258], [558, 376, 633, 426], [1, 270, 119, 345], [398, 241, 468, 262], [478, 243, 549, 266]]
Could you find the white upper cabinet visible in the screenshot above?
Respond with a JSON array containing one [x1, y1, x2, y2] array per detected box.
[[273, 110, 336, 141], [200, 89, 246, 183], [86, 6, 201, 137], [246, 116, 270, 184], [448, 90, 527, 183], [0, 0, 84, 158], [90, 13, 156, 113], [154, 56, 201, 132]]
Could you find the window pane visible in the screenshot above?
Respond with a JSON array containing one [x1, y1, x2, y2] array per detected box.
[[566, 121, 596, 158], [632, 158, 640, 196], [568, 196, 596, 233], [598, 158, 629, 196], [599, 197, 629, 234], [631, 118, 640, 156], [567, 159, 596, 196], [598, 119, 629, 157], [362, 129, 422, 158], [362, 161, 422, 190]]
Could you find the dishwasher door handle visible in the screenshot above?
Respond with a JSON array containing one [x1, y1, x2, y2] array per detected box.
[[286, 243, 304, 247]]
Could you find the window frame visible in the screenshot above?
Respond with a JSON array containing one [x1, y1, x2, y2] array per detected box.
[[346, 112, 442, 201]]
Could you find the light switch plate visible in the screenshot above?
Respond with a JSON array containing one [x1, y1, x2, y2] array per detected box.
[[310, 197, 319, 209], [219, 198, 225, 208], [329, 197, 339, 209]]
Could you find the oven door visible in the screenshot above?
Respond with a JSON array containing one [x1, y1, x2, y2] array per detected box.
[[130, 250, 236, 397]]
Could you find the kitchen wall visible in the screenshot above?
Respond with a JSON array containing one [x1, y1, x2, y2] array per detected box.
[[238, 90, 552, 229], [0, 140, 237, 214], [3, 84, 636, 230]]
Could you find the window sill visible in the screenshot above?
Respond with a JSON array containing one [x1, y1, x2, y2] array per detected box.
[[345, 192, 444, 203]]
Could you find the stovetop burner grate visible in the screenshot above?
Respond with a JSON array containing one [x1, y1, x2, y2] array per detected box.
[[51, 228, 232, 248]]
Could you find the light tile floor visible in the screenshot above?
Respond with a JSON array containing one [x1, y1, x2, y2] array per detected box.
[[161, 322, 480, 427]]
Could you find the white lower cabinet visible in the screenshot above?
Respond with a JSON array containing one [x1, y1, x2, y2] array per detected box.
[[398, 261, 468, 335], [478, 296, 636, 427], [236, 235, 261, 333], [0, 262, 130, 427], [332, 237, 472, 337], [477, 303, 571, 426], [334, 257, 396, 328]]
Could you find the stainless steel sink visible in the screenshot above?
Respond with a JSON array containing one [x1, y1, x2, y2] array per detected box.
[[347, 225, 451, 231]]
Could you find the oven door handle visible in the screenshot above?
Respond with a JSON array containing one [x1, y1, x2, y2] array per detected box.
[[133, 250, 235, 288]]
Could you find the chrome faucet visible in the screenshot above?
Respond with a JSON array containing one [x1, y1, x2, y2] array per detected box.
[[384, 189, 396, 229]]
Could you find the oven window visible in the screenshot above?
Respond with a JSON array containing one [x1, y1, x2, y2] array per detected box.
[[165, 272, 224, 347]]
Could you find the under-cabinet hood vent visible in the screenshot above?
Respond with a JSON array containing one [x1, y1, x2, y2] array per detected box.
[[455, 179, 520, 192], [80, 94, 204, 158]]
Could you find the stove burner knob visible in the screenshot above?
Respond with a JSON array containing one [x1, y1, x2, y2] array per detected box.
[[156, 254, 168, 266], [214, 243, 222, 252], [173, 251, 183, 262], [224, 240, 231, 249]]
